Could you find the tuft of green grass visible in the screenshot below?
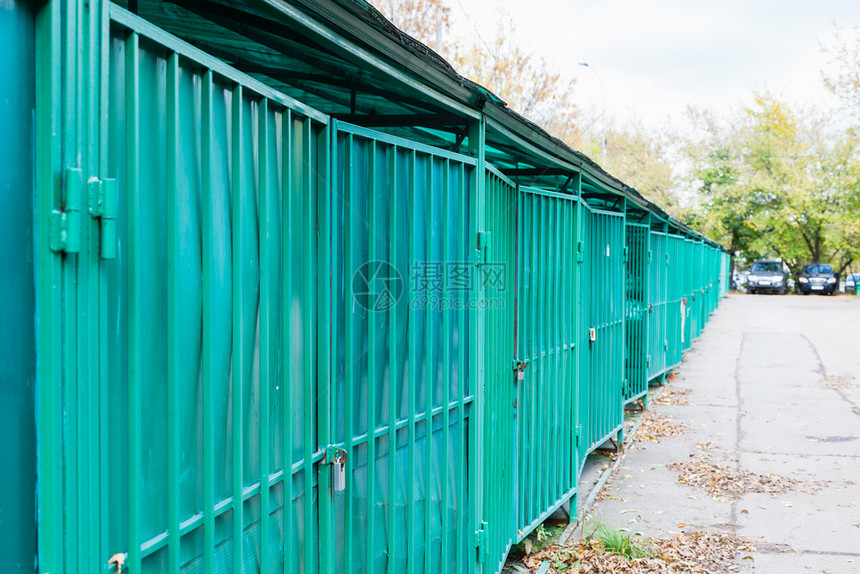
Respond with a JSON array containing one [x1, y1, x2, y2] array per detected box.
[[596, 525, 654, 559]]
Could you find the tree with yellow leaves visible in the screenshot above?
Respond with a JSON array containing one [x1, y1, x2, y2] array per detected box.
[[371, 0, 582, 144]]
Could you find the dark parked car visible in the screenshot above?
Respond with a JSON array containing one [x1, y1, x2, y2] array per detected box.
[[746, 260, 787, 295], [797, 263, 838, 295]]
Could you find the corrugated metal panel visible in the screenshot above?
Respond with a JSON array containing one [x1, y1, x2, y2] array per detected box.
[[516, 187, 578, 537]]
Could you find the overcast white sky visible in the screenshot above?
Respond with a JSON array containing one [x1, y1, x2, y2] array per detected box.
[[446, 0, 860, 131]]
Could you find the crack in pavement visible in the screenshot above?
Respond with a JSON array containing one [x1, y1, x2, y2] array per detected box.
[[729, 332, 747, 529], [800, 332, 860, 419]]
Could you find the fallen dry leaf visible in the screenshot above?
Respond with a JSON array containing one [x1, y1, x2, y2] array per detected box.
[[668, 458, 821, 502], [529, 530, 751, 573], [653, 389, 692, 406]]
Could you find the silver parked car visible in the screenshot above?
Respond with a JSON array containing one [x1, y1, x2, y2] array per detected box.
[[746, 260, 787, 295]]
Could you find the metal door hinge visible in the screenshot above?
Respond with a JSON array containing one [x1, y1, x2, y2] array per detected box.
[[647, 249, 653, 262], [475, 522, 488, 562], [50, 167, 83, 253], [647, 355, 651, 367], [475, 231, 491, 265], [88, 177, 118, 259], [664, 339, 668, 351], [623, 246, 628, 262], [576, 240, 585, 263], [575, 424, 582, 445]]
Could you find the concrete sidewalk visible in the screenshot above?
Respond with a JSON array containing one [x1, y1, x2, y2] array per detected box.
[[580, 293, 860, 573]]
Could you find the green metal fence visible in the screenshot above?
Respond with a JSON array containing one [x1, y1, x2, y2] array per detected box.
[[101, 15, 331, 573], [580, 205, 626, 453], [16, 3, 733, 574], [647, 229, 668, 382], [332, 122, 479, 574], [482, 167, 518, 573], [666, 234, 686, 370], [516, 187, 579, 537], [624, 223, 649, 403]]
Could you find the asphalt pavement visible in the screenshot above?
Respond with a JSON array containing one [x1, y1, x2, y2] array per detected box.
[[582, 292, 860, 573]]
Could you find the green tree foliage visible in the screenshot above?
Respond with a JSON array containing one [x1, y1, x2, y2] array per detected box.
[[686, 95, 860, 276], [579, 121, 682, 214]]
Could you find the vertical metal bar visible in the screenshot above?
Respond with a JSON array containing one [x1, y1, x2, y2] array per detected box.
[[342, 127, 355, 574], [468, 118, 485, 572], [302, 116, 316, 573], [318, 115, 334, 574], [166, 50, 181, 574], [554, 198, 562, 504], [200, 68, 216, 574], [97, 0, 111, 567], [62, 1, 80, 570], [282, 108, 294, 574], [405, 150, 417, 574], [362, 140, 377, 574], [82, 1, 100, 568], [441, 157, 451, 572], [366, 137, 377, 574], [456, 162, 466, 573], [423, 149, 433, 574], [388, 144, 399, 574], [125, 29, 142, 574], [259, 97, 272, 574], [35, 1, 63, 571], [230, 83, 245, 574]]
